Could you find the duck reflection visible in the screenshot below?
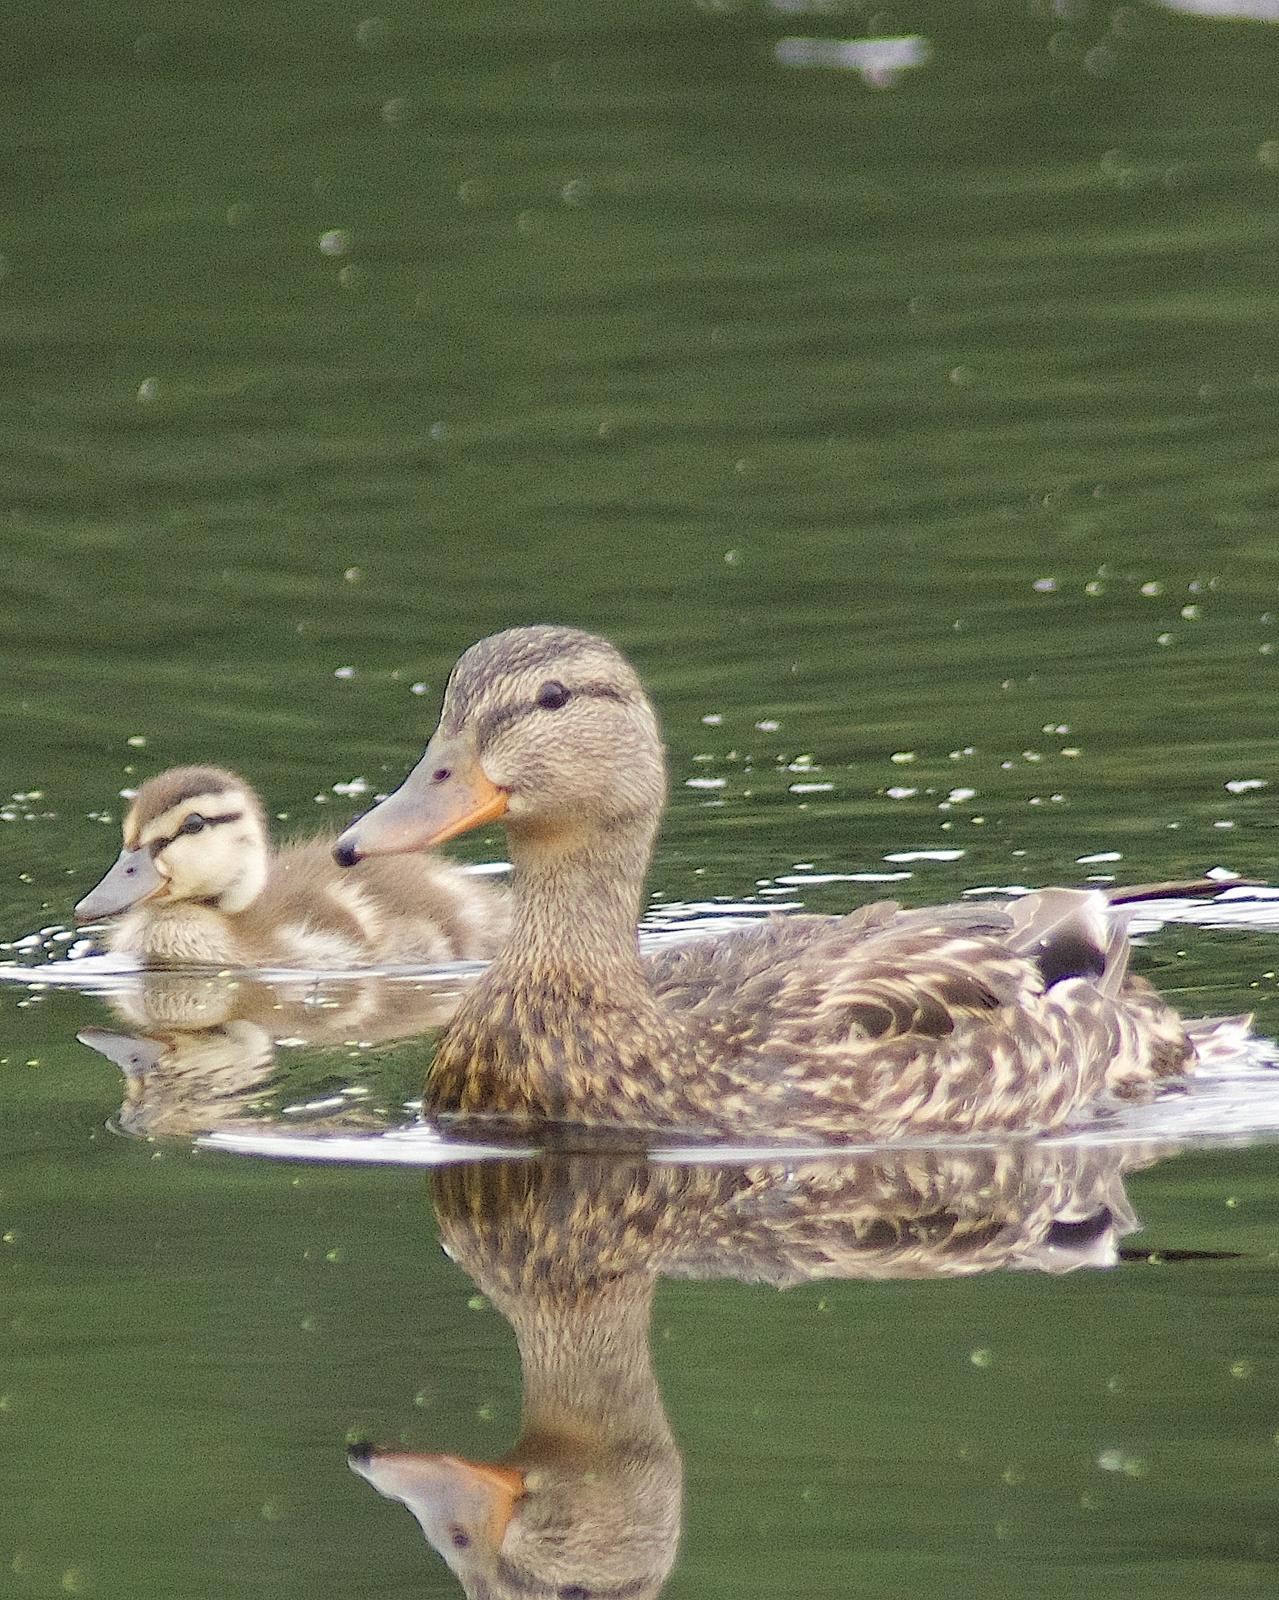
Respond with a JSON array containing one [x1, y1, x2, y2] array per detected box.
[[76, 970, 467, 1137], [350, 1139, 1165, 1598]]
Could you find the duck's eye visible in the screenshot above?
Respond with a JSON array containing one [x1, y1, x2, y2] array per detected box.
[[449, 1525, 471, 1550], [179, 814, 206, 835], [536, 680, 571, 711]]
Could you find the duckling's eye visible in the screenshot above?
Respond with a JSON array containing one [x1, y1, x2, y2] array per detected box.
[[179, 814, 206, 835], [448, 1525, 470, 1550], [433, 767, 452, 783], [536, 680, 571, 711]]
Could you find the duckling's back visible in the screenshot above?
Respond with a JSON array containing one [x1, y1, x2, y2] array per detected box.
[[249, 839, 508, 967]]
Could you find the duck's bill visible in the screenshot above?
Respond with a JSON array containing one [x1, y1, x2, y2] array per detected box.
[[74, 846, 166, 922], [347, 1446, 524, 1551], [76, 1028, 168, 1077], [335, 756, 508, 864]]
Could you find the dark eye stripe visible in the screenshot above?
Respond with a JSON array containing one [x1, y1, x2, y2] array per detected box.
[[476, 683, 627, 752], [149, 809, 244, 854]]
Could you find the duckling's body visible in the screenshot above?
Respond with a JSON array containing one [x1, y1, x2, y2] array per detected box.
[[77, 765, 508, 969], [334, 627, 1240, 1141]]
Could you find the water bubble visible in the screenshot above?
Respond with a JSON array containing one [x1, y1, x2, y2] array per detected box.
[[381, 97, 413, 126], [1032, 577, 1058, 593], [560, 179, 589, 205], [1230, 1359, 1255, 1380], [334, 666, 356, 680], [318, 229, 350, 257], [410, 682, 428, 696], [343, 566, 362, 583], [970, 1348, 993, 1368], [136, 377, 158, 405], [1259, 140, 1279, 171]]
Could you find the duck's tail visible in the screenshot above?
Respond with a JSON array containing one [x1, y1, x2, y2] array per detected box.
[[1105, 876, 1264, 906], [1183, 1011, 1256, 1067], [1008, 887, 1131, 998]]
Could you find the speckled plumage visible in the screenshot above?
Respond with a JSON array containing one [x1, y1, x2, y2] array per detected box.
[[336, 626, 1238, 1141]]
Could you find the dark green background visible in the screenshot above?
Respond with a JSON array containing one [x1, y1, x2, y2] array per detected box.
[[2, 3, 1278, 1595]]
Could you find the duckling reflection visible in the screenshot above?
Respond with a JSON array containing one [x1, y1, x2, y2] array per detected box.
[[76, 968, 469, 1138], [350, 1139, 1165, 1598]]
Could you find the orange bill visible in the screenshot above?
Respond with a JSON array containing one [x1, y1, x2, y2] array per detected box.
[[335, 747, 508, 863]]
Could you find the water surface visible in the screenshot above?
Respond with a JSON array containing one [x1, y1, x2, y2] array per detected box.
[[3, 3, 1279, 1596]]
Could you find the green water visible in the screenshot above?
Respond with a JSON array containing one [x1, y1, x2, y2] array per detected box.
[[3, 1, 1279, 1595]]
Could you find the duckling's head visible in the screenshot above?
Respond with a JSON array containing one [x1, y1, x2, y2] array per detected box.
[[75, 765, 269, 922], [348, 1442, 679, 1600], [336, 626, 666, 864]]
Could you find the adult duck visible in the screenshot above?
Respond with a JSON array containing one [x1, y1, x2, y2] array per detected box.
[[334, 626, 1237, 1140]]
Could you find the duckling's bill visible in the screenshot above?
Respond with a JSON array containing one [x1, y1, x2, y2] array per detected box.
[[75, 846, 166, 922], [336, 750, 507, 864]]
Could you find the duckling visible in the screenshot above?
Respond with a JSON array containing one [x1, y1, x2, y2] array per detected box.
[[76, 966, 472, 1138], [76, 764, 508, 968], [333, 626, 1242, 1141]]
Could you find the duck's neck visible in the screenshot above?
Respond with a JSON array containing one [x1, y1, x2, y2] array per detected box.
[[490, 819, 657, 996], [503, 1276, 675, 1463], [433, 813, 684, 1119]]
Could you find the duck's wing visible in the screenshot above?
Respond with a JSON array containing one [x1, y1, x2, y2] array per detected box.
[[648, 899, 1033, 1030], [648, 891, 1188, 1136]]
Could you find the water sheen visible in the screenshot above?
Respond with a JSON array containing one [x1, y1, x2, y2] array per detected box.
[[4, 3, 1279, 1597]]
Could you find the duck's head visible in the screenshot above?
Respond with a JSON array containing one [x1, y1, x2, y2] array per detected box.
[[75, 765, 269, 922], [335, 626, 666, 865], [348, 1442, 679, 1600]]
